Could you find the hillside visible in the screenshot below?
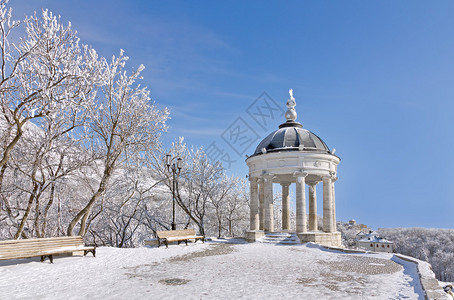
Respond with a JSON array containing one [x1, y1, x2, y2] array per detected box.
[[378, 227, 454, 283], [0, 240, 448, 299]]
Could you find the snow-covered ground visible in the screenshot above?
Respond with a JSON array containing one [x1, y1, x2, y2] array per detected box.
[[0, 240, 429, 299]]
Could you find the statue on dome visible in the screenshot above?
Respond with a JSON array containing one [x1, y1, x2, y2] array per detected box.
[[287, 89, 296, 109], [285, 88, 297, 121]]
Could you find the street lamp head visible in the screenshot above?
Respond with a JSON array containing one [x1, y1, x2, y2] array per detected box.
[[165, 154, 171, 169], [177, 157, 182, 171]]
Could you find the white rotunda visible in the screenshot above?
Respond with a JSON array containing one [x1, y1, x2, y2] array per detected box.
[[245, 90, 341, 247]]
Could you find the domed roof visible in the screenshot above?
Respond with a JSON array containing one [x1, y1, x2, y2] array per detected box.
[[252, 121, 330, 156], [251, 89, 332, 157]]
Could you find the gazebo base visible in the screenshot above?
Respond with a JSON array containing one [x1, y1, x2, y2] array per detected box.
[[245, 230, 266, 242], [245, 230, 341, 247], [297, 231, 342, 247]]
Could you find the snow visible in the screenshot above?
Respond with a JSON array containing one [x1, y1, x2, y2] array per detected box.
[[166, 236, 204, 242], [41, 245, 94, 253], [391, 256, 425, 297], [0, 240, 428, 299]]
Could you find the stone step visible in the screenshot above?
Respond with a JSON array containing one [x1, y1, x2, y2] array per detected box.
[[258, 232, 301, 245], [260, 239, 300, 245], [261, 235, 298, 240], [266, 233, 293, 238], [261, 240, 300, 244]]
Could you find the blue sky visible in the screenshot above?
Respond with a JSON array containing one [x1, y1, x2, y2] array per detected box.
[[11, 1, 454, 229]]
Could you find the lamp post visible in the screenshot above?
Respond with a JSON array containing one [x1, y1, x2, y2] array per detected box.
[[165, 154, 182, 230]]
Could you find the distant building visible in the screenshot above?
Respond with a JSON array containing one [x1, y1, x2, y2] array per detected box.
[[355, 231, 394, 253], [342, 219, 370, 233], [356, 224, 369, 233]]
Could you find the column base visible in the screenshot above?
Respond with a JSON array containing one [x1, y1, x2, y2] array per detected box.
[[245, 230, 266, 242], [297, 231, 342, 247]]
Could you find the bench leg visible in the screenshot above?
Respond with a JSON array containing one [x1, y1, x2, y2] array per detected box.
[[158, 239, 169, 248], [41, 255, 53, 263], [185, 240, 188, 246], [84, 249, 96, 257]]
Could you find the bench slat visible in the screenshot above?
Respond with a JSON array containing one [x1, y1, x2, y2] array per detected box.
[[0, 241, 82, 247], [0, 236, 95, 262], [155, 229, 204, 248], [156, 229, 196, 239], [0, 236, 83, 245], [166, 235, 204, 241], [0, 243, 83, 253]]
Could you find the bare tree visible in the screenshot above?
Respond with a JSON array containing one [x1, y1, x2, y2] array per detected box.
[[223, 178, 249, 237], [209, 175, 239, 238], [174, 148, 223, 236], [0, 4, 98, 174], [67, 51, 168, 236], [0, 2, 100, 239]]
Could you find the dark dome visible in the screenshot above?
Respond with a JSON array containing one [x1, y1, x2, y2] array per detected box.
[[252, 121, 330, 156]]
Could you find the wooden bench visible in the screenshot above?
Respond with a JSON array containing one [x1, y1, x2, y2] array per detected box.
[[0, 236, 96, 263], [156, 229, 204, 248]]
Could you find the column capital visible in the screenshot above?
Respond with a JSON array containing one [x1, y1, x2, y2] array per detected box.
[[293, 170, 308, 178], [280, 182, 291, 188], [261, 171, 276, 181], [249, 177, 258, 183], [306, 180, 320, 187]]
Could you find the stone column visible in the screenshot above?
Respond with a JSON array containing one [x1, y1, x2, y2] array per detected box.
[[258, 179, 264, 230], [323, 176, 334, 233], [281, 183, 290, 231], [295, 172, 308, 233], [308, 182, 318, 231], [263, 174, 274, 232], [331, 177, 338, 232], [249, 177, 259, 230]]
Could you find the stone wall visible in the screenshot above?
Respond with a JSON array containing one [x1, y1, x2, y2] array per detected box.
[[297, 232, 342, 247]]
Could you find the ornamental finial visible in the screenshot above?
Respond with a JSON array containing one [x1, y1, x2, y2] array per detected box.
[[285, 88, 297, 121]]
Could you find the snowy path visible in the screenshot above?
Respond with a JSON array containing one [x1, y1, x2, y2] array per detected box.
[[0, 241, 424, 299]]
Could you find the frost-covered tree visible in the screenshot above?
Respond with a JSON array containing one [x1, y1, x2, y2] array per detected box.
[[67, 51, 169, 236], [0, 2, 99, 175], [378, 227, 454, 282], [222, 178, 249, 237], [0, 1, 251, 244], [150, 138, 249, 238], [7, 122, 96, 239], [0, 1, 101, 239], [209, 175, 240, 238], [83, 166, 165, 247], [174, 148, 223, 236]]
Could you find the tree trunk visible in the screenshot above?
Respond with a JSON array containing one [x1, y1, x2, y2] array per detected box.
[[14, 182, 39, 239], [217, 214, 222, 238], [67, 167, 111, 236], [41, 182, 55, 237], [0, 121, 24, 171]]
